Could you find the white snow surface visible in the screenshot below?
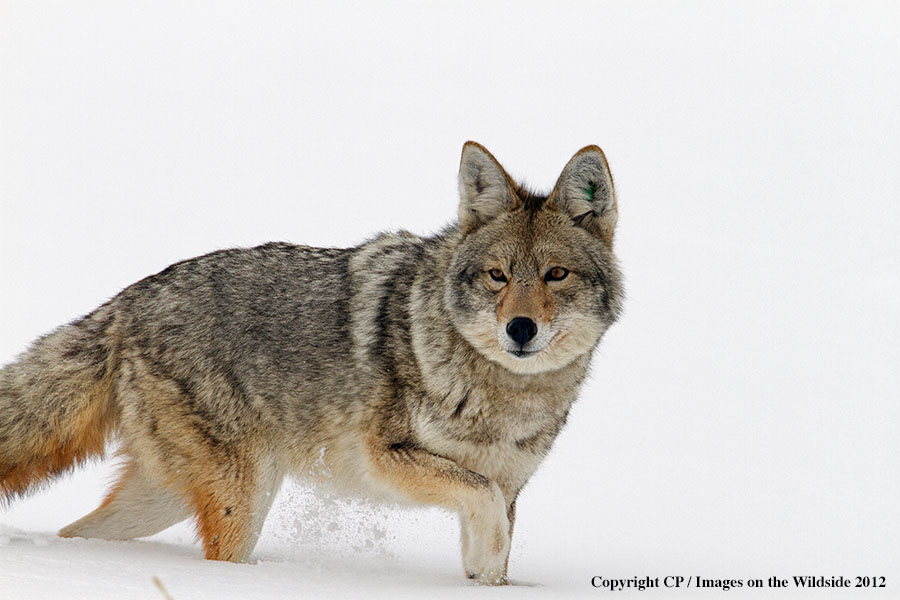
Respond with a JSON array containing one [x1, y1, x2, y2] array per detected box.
[[1, 2, 898, 598]]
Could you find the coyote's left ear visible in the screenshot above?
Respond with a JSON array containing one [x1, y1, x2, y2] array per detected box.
[[457, 141, 519, 234], [549, 146, 617, 246]]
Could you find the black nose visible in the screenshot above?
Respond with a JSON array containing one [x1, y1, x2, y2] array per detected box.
[[506, 317, 537, 346]]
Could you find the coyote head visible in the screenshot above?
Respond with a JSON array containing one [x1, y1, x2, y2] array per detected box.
[[446, 142, 623, 375]]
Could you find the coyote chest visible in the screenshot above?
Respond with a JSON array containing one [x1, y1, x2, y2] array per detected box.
[[410, 385, 567, 491]]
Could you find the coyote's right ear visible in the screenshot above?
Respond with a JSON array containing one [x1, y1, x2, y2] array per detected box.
[[457, 142, 519, 234]]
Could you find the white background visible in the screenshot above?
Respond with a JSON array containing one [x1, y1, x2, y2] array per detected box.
[[1, 1, 898, 598]]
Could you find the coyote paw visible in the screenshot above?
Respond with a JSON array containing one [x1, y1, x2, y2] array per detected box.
[[466, 568, 509, 586]]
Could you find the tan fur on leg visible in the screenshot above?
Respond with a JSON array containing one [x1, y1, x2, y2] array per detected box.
[[365, 434, 510, 585], [182, 453, 282, 563]]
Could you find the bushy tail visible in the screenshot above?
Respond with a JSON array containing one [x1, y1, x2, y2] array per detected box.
[[1, 302, 120, 505]]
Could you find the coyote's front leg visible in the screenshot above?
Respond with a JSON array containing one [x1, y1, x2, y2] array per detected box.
[[365, 435, 511, 585], [457, 481, 510, 583]]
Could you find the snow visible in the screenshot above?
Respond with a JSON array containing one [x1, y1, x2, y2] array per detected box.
[[1, 2, 899, 598]]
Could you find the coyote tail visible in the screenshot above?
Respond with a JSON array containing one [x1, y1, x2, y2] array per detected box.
[[0, 302, 119, 505]]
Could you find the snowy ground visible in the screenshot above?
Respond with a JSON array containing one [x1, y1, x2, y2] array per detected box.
[[2, 2, 899, 598]]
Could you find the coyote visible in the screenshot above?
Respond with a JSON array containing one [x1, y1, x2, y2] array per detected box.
[[0, 142, 623, 584]]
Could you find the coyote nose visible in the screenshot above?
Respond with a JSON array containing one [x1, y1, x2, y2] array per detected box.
[[506, 317, 537, 346]]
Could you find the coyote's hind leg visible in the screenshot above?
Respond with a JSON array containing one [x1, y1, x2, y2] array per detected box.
[[184, 453, 283, 563], [59, 461, 191, 540]]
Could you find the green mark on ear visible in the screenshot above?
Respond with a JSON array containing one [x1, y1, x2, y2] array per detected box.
[[584, 181, 598, 201]]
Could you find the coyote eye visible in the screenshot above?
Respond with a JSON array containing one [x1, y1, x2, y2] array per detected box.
[[545, 266, 569, 282], [488, 268, 508, 283]]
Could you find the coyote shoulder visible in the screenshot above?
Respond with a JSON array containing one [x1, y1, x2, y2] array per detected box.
[[0, 142, 623, 584]]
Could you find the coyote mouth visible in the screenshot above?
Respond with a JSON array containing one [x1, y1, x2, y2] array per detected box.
[[508, 349, 539, 359]]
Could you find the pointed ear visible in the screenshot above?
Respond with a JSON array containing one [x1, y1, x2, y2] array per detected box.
[[549, 146, 618, 246], [457, 141, 519, 234]]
